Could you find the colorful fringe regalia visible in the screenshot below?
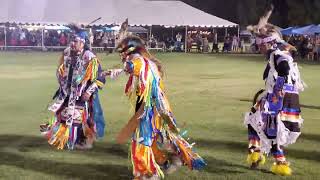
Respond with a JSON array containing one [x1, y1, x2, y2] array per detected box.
[[45, 49, 106, 150], [124, 53, 206, 178]]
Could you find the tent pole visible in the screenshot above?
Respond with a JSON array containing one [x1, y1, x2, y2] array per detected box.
[[149, 25, 152, 47], [4, 27, 7, 50], [41, 28, 44, 51], [150, 25, 152, 38], [237, 25, 240, 38], [185, 26, 188, 53], [171, 28, 173, 39], [225, 27, 228, 37]]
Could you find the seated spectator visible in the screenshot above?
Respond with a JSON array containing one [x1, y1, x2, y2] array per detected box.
[[59, 33, 67, 46]]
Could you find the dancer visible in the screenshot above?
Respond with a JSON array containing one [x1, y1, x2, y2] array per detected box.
[[245, 5, 305, 176], [41, 25, 106, 150], [114, 31, 206, 179]]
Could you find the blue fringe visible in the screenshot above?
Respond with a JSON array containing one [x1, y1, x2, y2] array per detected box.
[[139, 107, 154, 146], [92, 92, 105, 138], [192, 158, 207, 170]]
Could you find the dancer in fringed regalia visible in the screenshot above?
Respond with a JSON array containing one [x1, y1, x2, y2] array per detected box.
[[40, 24, 106, 150], [244, 5, 306, 176], [114, 20, 206, 180]]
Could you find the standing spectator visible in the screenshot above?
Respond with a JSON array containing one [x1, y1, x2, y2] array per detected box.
[[19, 29, 26, 41], [288, 36, 295, 46], [36, 30, 42, 46], [30, 31, 37, 46], [196, 33, 202, 52], [44, 32, 50, 46], [0, 30, 5, 47], [238, 37, 244, 53], [94, 32, 102, 47], [232, 35, 239, 52], [149, 35, 157, 48], [223, 34, 231, 52], [315, 35, 320, 61], [88, 29, 94, 49], [202, 37, 209, 52], [299, 36, 308, 59], [165, 37, 171, 51], [102, 32, 108, 51], [175, 32, 182, 51], [186, 34, 193, 52], [307, 38, 314, 60], [249, 36, 256, 53], [211, 31, 218, 53], [19, 29, 28, 46], [227, 34, 232, 51]]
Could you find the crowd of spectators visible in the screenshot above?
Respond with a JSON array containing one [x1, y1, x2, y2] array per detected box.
[[6, 26, 319, 59], [1, 25, 320, 61], [0, 27, 118, 48], [285, 35, 320, 61], [184, 31, 247, 53], [0, 28, 43, 46], [1, 26, 251, 54]]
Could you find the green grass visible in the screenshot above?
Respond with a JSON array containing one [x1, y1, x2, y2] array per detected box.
[[0, 52, 319, 180]]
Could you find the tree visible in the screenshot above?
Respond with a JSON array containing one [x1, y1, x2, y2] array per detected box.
[[181, 0, 320, 27]]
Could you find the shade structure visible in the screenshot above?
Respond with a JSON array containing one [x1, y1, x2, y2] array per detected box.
[[0, 0, 237, 27], [128, 26, 148, 33], [240, 30, 252, 36], [96, 27, 113, 32], [292, 24, 320, 35], [281, 27, 296, 36]]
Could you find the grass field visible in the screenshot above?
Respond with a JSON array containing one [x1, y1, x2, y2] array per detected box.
[[0, 52, 319, 180]]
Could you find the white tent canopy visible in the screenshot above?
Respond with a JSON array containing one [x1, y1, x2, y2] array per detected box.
[[0, 0, 237, 27]]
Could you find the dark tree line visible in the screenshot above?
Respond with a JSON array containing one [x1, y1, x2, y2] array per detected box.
[[181, 0, 320, 27]]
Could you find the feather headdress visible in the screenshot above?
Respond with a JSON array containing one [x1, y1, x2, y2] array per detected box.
[[116, 18, 129, 45], [247, 5, 283, 45], [67, 23, 88, 43]]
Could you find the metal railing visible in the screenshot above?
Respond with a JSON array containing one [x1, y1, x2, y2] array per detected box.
[[0, 45, 165, 52]]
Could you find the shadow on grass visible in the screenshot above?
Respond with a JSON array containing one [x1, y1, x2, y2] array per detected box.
[[202, 156, 247, 174], [89, 142, 129, 159], [194, 138, 320, 163], [239, 98, 252, 103], [0, 134, 128, 159], [0, 151, 130, 180], [1, 134, 319, 178], [0, 134, 131, 180], [300, 133, 320, 142], [300, 104, 320, 110]]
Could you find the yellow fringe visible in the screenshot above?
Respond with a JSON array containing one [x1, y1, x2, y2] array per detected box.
[[247, 152, 266, 165], [48, 124, 70, 150], [270, 162, 292, 176]]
